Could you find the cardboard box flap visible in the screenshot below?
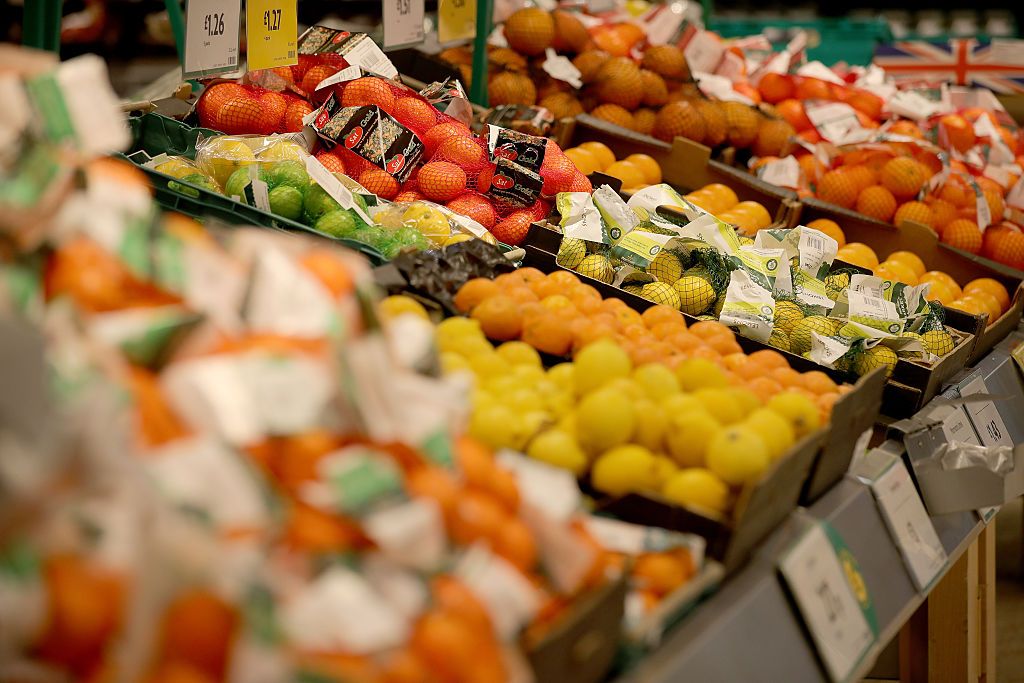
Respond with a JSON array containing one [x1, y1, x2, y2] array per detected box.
[[914, 443, 1024, 515]]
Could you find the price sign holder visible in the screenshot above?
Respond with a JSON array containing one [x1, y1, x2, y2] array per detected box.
[[853, 449, 948, 592], [183, 0, 242, 79], [246, 0, 298, 72], [383, 0, 425, 50], [778, 520, 877, 682]]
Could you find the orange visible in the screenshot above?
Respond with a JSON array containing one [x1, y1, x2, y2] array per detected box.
[[747, 349, 789, 370], [642, 304, 686, 328], [578, 142, 615, 170], [983, 188, 1006, 221], [806, 218, 846, 247], [470, 295, 523, 340], [777, 98, 812, 132], [856, 185, 897, 222], [948, 296, 991, 318], [701, 183, 740, 211], [795, 77, 832, 101], [758, 72, 795, 103], [844, 165, 878, 192], [454, 277, 499, 312], [625, 154, 663, 185], [938, 114, 975, 153], [886, 250, 927, 277], [565, 147, 601, 175], [927, 198, 958, 233], [894, 201, 934, 228], [733, 201, 773, 229], [633, 553, 690, 596], [522, 312, 573, 356], [942, 219, 983, 254], [156, 590, 237, 680], [837, 242, 880, 269], [494, 518, 538, 571], [992, 231, 1024, 270], [604, 160, 647, 190], [802, 370, 838, 395], [939, 181, 972, 208], [889, 120, 924, 139], [798, 154, 827, 183], [747, 376, 784, 403], [816, 169, 859, 208], [966, 290, 1003, 321], [876, 260, 919, 286], [689, 320, 734, 341], [771, 366, 804, 388], [880, 157, 927, 200], [964, 278, 1010, 313], [920, 271, 962, 298], [924, 278, 958, 306]]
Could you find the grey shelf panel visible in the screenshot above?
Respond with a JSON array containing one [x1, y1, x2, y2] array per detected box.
[[618, 477, 985, 683]]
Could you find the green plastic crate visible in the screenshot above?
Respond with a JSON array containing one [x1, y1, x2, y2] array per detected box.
[[707, 17, 892, 66], [125, 113, 386, 264]]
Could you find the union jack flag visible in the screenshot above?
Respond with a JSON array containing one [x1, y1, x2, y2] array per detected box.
[[873, 39, 1024, 94]]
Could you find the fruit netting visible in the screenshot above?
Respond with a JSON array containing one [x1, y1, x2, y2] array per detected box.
[[197, 82, 315, 135]]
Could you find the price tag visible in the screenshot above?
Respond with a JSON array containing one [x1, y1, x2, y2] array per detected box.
[[183, 0, 241, 79], [860, 453, 947, 591], [779, 522, 876, 682], [437, 0, 476, 44], [959, 376, 1013, 448], [383, 0, 425, 50], [246, 0, 297, 71], [683, 30, 725, 75], [758, 155, 801, 189]]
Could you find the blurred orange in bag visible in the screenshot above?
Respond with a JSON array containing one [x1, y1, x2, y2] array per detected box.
[[155, 590, 238, 681], [47, 237, 179, 312], [300, 249, 354, 298], [35, 554, 125, 675], [128, 366, 189, 447], [938, 114, 975, 152], [889, 120, 924, 139]]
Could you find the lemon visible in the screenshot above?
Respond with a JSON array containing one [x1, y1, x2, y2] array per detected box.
[[921, 329, 955, 357], [444, 233, 475, 247], [641, 281, 682, 308], [403, 204, 451, 244], [660, 393, 703, 418], [258, 138, 306, 161], [729, 387, 762, 413], [674, 358, 729, 391], [496, 341, 542, 368], [632, 363, 680, 400], [662, 468, 730, 514], [379, 295, 428, 320], [768, 327, 791, 352], [440, 352, 470, 374], [577, 254, 614, 283], [665, 410, 722, 468], [674, 274, 717, 315], [824, 272, 851, 300], [633, 399, 669, 452], [557, 237, 587, 269], [854, 345, 898, 378], [649, 250, 683, 284], [577, 388, 636, 454], [592, 445, 657, 496], [766, 391, 821, 437], [693, 388, 744, 424], [574, 339, 632, 395], [652, 456, 679, 486], [744, 408, 796, 461], [548, 363, 576, 392], [706, 425, 770, 486], [790, 315, 838, 355], [197, 137, 256, 186], [773, 300, 805, 335], [154, 157, 200, 179], [469, 403, 520, 450], [527, 429, 588, 475]]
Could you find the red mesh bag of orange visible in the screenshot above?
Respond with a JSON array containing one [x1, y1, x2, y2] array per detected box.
[[196, 82, 314, 135]]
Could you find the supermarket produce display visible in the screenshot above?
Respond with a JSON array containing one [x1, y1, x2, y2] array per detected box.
[[3, 4, 1024, 682]]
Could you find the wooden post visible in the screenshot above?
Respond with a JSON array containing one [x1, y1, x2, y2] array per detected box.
[[898, 521, 997, 683]]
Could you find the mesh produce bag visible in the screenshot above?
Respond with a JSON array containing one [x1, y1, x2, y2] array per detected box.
[[196, 82, 314, 135]]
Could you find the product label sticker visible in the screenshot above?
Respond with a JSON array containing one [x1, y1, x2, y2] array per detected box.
[[297, 28, 399, 78], [543, 48, 583, 89], [758, 155, 801, 189], [383, 0, 426, 49], [487, 158, 543, 208], [866, 455, 948, 591], [486, 125, 547, 170], [246, 0, 298, 71], [437, 0, 476, 44], [310, 97, 424, 182], [183, 0, 242, 79], [779, 522, 877, 682]]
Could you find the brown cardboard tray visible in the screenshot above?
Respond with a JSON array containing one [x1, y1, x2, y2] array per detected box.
[[791, 198, 1024, 363], [551, 115, 799, 227], [525, 573, 628, 683]]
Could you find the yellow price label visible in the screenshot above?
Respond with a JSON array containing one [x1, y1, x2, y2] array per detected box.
[[438, 0, 476, 44], [246, 0, 297, 71]]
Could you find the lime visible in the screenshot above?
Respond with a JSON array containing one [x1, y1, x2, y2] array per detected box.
[[393, 226, 431, 249], [180, 173, 220, 193], [304, 184, 342, 221], [267, 160, 310, 192], [350, 226, 389, 247], [268, 185, 304, 221], [314, 209, 358, 238]]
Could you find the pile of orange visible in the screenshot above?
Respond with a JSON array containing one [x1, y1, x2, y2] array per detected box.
[[813, 222, 1014, 325], [563, 141, 662, 190], [454, 267, 849, 422], [684, 183, 773, 234]]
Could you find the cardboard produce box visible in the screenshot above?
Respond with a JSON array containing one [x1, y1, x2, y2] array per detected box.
[[552, 115, 798, 227], [790, 198, 1024, 363]]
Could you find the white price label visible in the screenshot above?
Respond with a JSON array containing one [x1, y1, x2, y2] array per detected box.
[[960, 376, 1013, 448], [383, 0, 425, 50], [868, 456, 947, 591], [779, 523, 875, 682], [183, 0, 241, 79], [684, 30, 725, 75], [758, 155, 801, 189]]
